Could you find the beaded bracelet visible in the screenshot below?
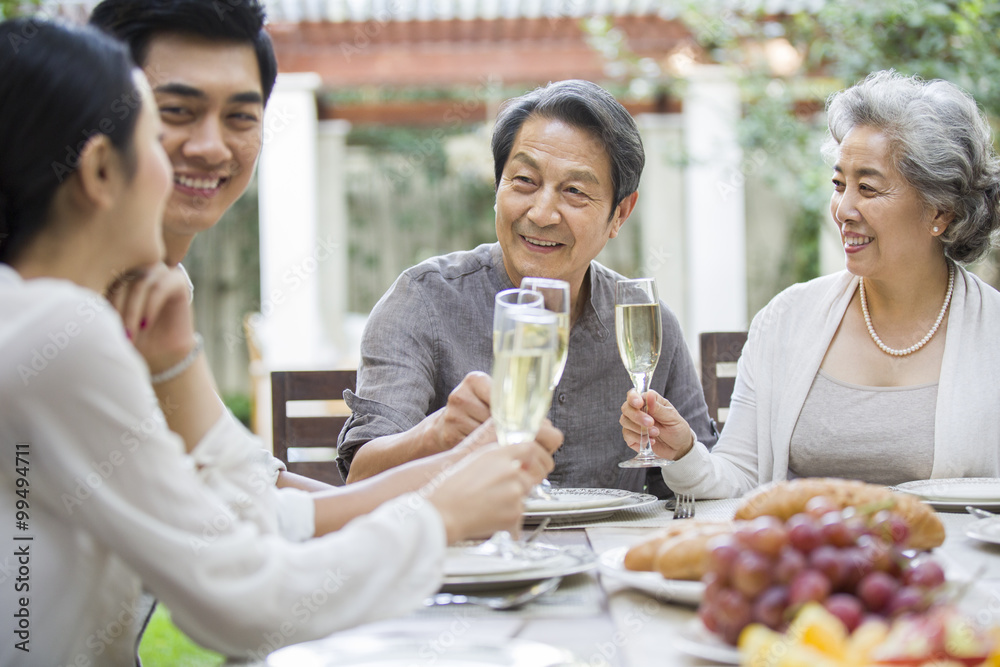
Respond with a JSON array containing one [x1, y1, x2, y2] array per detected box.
[[150, 333, 204, 385]]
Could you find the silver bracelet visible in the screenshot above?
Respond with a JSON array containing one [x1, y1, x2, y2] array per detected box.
[[150, 333, 204, 385]]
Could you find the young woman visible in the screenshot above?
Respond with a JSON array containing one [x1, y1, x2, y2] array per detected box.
[[0, 19, 554, 665]]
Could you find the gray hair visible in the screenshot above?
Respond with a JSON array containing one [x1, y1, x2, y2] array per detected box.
[[824, 70, 1000, 264], [491, 80, 645, 214]]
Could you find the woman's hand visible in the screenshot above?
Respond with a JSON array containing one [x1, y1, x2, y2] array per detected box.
[[429, 436, 557, 543], [620, 389, 695, 460], [107, 263, 196, 375]]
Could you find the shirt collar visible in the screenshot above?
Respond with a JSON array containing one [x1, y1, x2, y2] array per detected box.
[[489, 244, 611, 341]]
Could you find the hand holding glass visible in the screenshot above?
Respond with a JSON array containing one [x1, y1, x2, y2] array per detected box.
[[615, 278, 672, 468]]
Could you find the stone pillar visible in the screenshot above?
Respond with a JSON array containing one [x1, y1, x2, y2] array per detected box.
[[317, 119, 352, 360], [682, 65, 748, 355], [635, 113, 688, 342], [255, 73, 337, 445]]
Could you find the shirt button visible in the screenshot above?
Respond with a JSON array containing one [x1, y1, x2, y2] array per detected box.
[[558, 393, 567, 404]]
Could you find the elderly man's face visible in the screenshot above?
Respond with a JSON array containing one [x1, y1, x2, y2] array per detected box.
[[495, 116, 636, 302]]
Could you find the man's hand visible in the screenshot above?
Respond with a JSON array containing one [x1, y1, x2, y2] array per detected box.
[[424, 371, 492, 454], [620, 389, 695, 460]]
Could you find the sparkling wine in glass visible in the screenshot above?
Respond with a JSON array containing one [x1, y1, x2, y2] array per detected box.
[[493, 288, 543, 355], [615, 278, 672, 468], [491, 308, 558, 448], [520, 277, 570, 389]]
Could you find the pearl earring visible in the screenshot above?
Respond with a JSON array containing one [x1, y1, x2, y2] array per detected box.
[[933, 226, 940, 233]]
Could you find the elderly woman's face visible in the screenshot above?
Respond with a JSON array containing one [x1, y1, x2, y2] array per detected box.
[[830, 125, 943, 280]]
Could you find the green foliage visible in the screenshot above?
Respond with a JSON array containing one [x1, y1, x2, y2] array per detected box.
[[139, 605, 223, 667], [223, 393, 252, 427], [0, 0, 39, 18]]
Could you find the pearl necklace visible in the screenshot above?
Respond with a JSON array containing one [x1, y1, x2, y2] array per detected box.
[[859, 264, 955, 357]]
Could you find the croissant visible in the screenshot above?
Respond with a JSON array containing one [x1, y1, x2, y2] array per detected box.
[[734, 478, 945, 551]]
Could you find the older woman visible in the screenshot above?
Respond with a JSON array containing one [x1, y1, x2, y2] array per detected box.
[[0, 18, 554, 666], [621, 70, 1000, 497]]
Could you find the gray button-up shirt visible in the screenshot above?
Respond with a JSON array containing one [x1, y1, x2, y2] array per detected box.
[[337, 243, 716, 495]]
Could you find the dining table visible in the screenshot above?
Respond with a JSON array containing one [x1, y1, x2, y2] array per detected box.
[[234, 497, 1000, 666]]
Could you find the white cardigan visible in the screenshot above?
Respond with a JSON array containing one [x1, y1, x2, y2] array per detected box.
[[662, 266, 1000, 499], [0, 266, 446, 666]]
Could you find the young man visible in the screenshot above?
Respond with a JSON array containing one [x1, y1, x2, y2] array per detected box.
[[338, 80, 716, 495]]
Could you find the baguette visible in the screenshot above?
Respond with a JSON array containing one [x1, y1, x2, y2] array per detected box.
[[653, 522, 740, 580], [734, 478, 945, 550]]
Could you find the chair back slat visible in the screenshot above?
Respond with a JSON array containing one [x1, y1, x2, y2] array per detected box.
[[271, 370, 357, 487], [699, 331, 748, 433]]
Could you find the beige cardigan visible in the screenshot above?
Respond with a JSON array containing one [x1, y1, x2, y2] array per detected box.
[[662, 265, 1000, 498]]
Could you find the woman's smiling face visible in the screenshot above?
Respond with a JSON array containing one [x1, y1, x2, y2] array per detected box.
[[830, 125, 944, 281]]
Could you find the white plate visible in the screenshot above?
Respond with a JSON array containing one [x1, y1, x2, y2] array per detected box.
[[597, 546, 704, 605], [525, 488, 630, 512], [443, 543, 566, 576], [441, 545, 597, 592], [523, 490, 658, 524], [267, 635, 575, 666], [965, 516, 1000, 545], [893, 478, 1000, 510], [673, 619, 740, 665]]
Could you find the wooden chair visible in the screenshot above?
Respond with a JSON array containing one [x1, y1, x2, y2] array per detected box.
[[699, 331, 748, 434], [271, 370, 357, 487]]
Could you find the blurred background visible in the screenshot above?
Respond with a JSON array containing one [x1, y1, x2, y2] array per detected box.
[[5, 0, 1000, 436]]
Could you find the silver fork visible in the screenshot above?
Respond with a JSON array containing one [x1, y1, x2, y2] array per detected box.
[[672, 493, 695, 520], [425, 576, 562, 610]]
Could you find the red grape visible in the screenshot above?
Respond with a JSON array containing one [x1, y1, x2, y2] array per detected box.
[[746, 516, 790, 556], [732, 550, 773, 598], [857, 571, 899, 612], [820, 511, 856, 548], [789, 569, 831, 606], [871, 510, 910, 546], [824, 593, 864, 631], [904, 560, 946, 589], [706, 535, 739, 579], [810, 545, 847, 588], [787, 514, 824, 553], [752, 586, 790, 630], [774, 546, 807, 585], [886, 585, 930, 616]]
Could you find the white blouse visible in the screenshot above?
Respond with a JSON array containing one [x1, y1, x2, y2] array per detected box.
[[0, 265, 446, 666]]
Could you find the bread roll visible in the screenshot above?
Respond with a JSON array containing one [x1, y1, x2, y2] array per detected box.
[[654, 522, 738, 580], [624, 520, 733, 574], [734, 478, 945, 550]]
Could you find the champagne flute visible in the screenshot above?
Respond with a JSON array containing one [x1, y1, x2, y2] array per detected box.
[[520, 277, 569, 501], [492, 307, 558, 448], [520, 277, 570, 389], [486, 307, 558, 555], [493, 288, 543, 355], [615, 278, 672, 468]]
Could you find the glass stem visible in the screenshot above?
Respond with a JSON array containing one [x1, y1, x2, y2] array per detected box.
[[634, 374, 653, 458]]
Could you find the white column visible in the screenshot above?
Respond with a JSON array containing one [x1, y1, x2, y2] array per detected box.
[[682, 65, 748, 354], [317, 119, 352, 361], [635, 113, 687, 340], [257, 72, 338, 370]]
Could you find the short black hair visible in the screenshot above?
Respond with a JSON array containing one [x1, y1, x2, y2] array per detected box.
[[89, 0, 278, 104], [491, 80, 645, 212], [0, 18, 140, 263]]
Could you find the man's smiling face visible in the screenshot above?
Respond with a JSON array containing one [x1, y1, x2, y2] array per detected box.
[[142, 33, 264, 262], [495, 115, 632, 301]]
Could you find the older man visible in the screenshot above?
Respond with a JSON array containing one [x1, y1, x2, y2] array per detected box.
[[339, 80, 715, 495]]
